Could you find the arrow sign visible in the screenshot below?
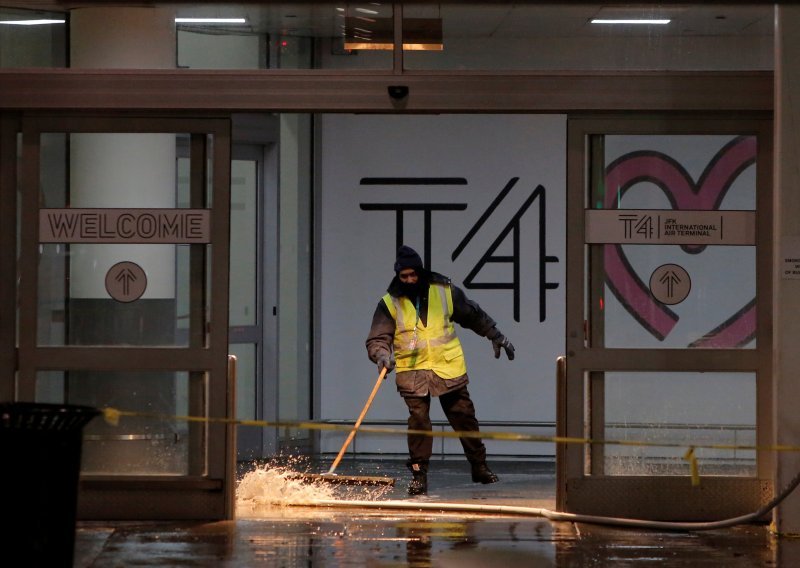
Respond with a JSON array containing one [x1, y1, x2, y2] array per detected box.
[[105, 261, 147, 303], [650, 264, 691, 306], [659, 270, 683, 298], [115, 268, 138, 296]]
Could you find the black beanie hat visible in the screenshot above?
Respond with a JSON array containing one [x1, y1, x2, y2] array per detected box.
[[394, 245, 424, 273]]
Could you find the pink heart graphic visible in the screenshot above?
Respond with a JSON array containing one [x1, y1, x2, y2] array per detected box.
[[604, 136, 756, 347]]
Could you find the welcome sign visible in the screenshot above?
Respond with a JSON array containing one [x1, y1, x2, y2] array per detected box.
[[39, 208, 210, 243]]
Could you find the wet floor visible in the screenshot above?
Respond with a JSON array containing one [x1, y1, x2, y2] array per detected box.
[[72, 459, 790, 567]]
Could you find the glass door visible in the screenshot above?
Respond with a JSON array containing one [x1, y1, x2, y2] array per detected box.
[[561, 117, 773, 520], [17, 115, 234, 520], [227, 144, 278, 460]]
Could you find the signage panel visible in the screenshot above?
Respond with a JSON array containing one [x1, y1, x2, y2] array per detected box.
[[39, 208, 211, 244], [781, 236, 800, 279], [585, 209, 755, 245]]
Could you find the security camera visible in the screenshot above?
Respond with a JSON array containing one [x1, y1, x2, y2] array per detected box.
[[388, 85, 409, 100]]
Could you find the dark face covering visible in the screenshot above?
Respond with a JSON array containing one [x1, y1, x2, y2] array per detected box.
[[398, 271, 429, 300]]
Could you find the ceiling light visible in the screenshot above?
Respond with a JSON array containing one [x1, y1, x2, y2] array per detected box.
[[591, 19, 670, 25], [0, 19, 65, 25], [175, 17, 247, 24]]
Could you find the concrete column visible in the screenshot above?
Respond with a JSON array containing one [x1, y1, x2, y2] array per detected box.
[[70, 7, 175, 69], [69, 7, 176, 298], [774, 4, 800, 535], [66, 7, 183, 474]]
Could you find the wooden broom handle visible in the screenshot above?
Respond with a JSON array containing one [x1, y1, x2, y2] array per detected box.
[[327, 366, 388, 474]]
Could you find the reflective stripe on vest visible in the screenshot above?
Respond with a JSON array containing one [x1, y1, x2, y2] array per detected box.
[[382, 284, 467, 379]]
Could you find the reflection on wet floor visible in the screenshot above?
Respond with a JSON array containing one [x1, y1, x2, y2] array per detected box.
[[77, 514, 562, 567], [74, 459, 785, 567]]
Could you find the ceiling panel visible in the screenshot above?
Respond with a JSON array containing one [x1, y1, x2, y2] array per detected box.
[[0, 2, 775, 39]]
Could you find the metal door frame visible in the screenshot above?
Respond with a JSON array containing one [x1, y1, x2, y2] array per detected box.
[[560, 115, 774, 520], [13, 114, 234, 520]]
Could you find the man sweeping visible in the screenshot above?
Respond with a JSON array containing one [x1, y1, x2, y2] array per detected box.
[[366, 245, 516, 496]]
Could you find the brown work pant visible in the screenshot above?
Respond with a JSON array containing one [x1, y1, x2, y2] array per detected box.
[[403, 386, 487, 470]]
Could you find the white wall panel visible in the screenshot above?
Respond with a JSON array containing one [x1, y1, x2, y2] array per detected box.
[[318, 114, 567, 456]]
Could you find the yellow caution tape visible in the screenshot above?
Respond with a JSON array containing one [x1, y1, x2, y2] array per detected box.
[[99, 407, 800, 457], [102, 407, 121, 426], [683, 447, 700, 486]]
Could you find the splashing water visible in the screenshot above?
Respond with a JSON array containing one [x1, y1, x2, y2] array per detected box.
[[238, 465, 335, 507], [236, 462, 396, 518]]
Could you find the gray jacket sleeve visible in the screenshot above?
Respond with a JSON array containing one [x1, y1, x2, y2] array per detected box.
[[365, 300, 396, 364], [450, 284, 499, 338]]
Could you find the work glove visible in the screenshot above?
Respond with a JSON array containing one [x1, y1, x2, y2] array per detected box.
[[377, 353, 396, 373], [490, 331, 515, 361]]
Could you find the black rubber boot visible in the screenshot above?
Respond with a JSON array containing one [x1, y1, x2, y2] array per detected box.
[[471, 462, 499, 484], [407, 463, 428, 495]]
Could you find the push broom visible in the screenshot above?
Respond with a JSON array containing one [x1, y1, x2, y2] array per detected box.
[[290, 367, 396, 486]]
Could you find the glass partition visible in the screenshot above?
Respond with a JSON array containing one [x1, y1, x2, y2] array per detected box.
[[175, 3, 774, 71], [404, 3, 773, 71], [17, 115, 233, 518], [229, 159, 257, 328], [170, 3, 775, 72], [36, 370, 202, 476], [11, 2, 764, 72], [230, 343, 256, 421], [176, 2, 393, 70], [588, 134, 757, 350], [0, 7, 67, 68], [37, 132, 214, 348], [600, 371, 756, 477]]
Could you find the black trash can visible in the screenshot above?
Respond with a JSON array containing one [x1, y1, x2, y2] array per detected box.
[[0, 402, 101, 567]]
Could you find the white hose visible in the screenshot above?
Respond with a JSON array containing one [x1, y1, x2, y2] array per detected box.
[[309, 466, 800, 531], [311, 499, 758, 531]]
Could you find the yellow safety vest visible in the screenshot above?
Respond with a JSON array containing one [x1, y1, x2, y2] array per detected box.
[[382, 283, 467, 379]]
